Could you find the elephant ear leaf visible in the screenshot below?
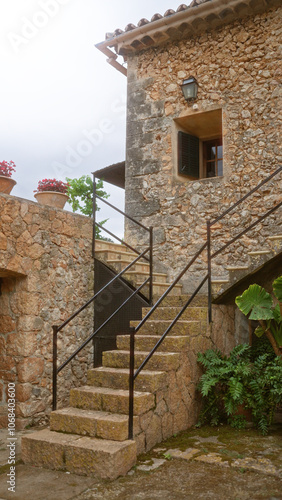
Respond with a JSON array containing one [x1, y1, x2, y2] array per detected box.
[[273, 276, 282, 302], [235, 284, 273, 320]]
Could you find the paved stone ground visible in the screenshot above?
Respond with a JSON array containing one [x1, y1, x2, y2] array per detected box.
[[0, 424, 281, 500]]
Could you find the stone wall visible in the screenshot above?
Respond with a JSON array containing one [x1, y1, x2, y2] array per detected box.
[[125, 6, 281, 291], [0, 193, 93, 429]]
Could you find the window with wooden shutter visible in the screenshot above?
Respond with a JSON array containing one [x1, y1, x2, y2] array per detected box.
[[178, 131, 199, 178]]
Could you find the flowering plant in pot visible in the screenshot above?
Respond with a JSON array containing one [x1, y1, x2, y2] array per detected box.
[[34, 178, 70, 209], [0, 160, 17, 194]]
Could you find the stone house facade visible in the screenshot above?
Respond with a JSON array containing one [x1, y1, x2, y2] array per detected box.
[[96, 0, 281, 291], [0, 193, 93, 429]]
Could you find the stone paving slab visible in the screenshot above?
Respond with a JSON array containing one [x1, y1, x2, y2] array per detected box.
[[0, 425, 281, 500]]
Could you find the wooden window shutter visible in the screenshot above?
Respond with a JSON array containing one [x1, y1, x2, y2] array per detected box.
[[178, 131, 199, 178]]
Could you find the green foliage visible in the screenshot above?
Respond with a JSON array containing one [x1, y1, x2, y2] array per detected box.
[[235, 277, 282, 350], [235, 285, 273, 321], [197, 344, 282, 435], [66, 175, 110, 240], [273, 275, 282, 302]]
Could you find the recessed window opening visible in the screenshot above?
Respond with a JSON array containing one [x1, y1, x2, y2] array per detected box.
[[175, 109, 223, 180]]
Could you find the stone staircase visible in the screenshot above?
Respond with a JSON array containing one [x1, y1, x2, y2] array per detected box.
[[21, 234, 281, 479], [95, 240, 182, 298], [211, 234, 282, 297], [22, 295, 209, 480]]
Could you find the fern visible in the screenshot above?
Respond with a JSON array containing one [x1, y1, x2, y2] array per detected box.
[[197, 344, 282, 434]]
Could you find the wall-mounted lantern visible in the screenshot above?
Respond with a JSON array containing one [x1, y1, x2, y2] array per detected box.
[[181, 76, 199, 103]]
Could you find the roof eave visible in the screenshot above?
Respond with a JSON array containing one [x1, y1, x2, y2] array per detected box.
[[95, 0, 279, 76]]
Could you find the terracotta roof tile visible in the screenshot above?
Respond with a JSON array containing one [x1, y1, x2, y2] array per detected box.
[[110, 0, 211, 40]]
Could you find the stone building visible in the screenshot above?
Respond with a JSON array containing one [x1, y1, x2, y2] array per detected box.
[[96, 0, 281, 290], [9, 0, 282, 478]]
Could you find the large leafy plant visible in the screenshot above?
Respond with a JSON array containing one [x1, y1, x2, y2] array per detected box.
[[235, 276, 282, 358]]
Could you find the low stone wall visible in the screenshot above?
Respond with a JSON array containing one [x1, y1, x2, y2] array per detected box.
[[0, 193, 94, 429]]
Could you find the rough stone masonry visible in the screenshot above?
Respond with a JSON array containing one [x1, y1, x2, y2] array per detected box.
[[124, 5, 282, 290], [0, 193, 93, 428]]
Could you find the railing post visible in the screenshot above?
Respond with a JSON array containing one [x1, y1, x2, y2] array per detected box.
[[52, 325, 58, 411], [128, 326, 135, 440], [149, 227, 153, 306], [207, 220, 212, 324], [92, 174, 96, 258]]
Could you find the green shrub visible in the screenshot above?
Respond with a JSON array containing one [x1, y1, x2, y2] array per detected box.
[[197, 344, 282, 434]]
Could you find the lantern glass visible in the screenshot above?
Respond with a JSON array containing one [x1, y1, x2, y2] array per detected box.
[[181, 77, 198, 101]]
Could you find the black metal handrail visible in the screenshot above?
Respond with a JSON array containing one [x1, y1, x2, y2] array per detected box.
[[93, 175, 153, 302], [52, 275, 150, 410], [127, 242, 208, 438], [52, 241, 151, 410], [210, 165, 281, 227], [207, 165, 282, 321], [127, 165, 281, 440]]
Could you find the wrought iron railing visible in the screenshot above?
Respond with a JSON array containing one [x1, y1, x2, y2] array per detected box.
[[52, 177, 153, 410], [127, 164, 281, 438], [207, 165, 282, 321], [93, 175, 153, 304], [51, 164, 281, 443]]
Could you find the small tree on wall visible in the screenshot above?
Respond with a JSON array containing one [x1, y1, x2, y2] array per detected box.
[[66, 175, 109, 239]]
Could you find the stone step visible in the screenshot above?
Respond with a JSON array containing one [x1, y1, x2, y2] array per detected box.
[[70, 386, 154, 416], [268, 235, 282, 240], [22, 428, 136, 480], [102, 350, 181, 371], [130, 319, 203, 336], [87, 366, 167, 393], [268, 235, 282, 254], [124, 271, 168, 284], [95, 249, 144, 263], [248, 250, 272, 256], [158, 294, 207, 307], [107, 259, 150, 273], [95, 240, 130, 253], [211, 279, 230, 295], [139, 282, 183, 297], [50, 407, 138, 441], [141, 306, 208, 322], [225, 266, 249, 271], [117, 334, 191, 352]]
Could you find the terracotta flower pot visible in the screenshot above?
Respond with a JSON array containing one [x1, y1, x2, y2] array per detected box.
[[34, 191, 69, 209], [0, 175, 17, 194]]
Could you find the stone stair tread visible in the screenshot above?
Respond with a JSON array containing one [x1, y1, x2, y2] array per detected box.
[[70, 385, 155, 415], [87, 366, 167, 392], [51, 406, 129, 422], [267, 235, 282, 240], [130, 319, 203, 336], [95, 249, 142, 259], [107, 258, 149, 266], [117, 334, 191, 352], [22, 428, 136, 479], [138, 281, 182, 287], [141, 306, 207, 321], [212, 279, 229, 283], [50, 407, 134, 441], [226, 266, 249, 270], [103, 349, 181, 371], [71, 385, 152, 398], [90, 366, 165, 376], [248, 250, 272, 255], [104, 349, 179, 357], [126, 271, 167, 277]]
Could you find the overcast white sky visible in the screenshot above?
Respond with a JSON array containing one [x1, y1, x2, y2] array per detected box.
[[0, 0, 182, 238]]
